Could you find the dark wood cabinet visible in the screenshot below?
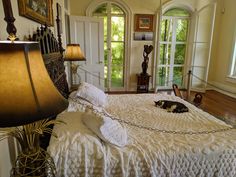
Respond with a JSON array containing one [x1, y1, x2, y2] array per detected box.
[[136, 74, 151, 93]]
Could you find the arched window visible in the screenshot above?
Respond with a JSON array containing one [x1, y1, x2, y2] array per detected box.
[[157, 8, 190, 88], [90, 2, 127, 91]]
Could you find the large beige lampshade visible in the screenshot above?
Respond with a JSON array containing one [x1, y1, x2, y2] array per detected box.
[[64, 44, 86, 61], [0, 41, 68, 127]]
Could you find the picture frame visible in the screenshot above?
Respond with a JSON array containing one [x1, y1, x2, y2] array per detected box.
[[18, 0, 54, 26], [135, 14, 154, 32]]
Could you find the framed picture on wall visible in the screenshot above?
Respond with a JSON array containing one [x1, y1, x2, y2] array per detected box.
[[18, 0, 54, 26], [135, 14, 154, 32]]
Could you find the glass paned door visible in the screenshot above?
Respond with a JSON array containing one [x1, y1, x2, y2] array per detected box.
[[157, 14, 189, 88], [111, 16, 125, 87], [93, 3, 125, 91]]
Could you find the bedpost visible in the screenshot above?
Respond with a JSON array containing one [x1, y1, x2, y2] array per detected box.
[[186, 70, 191, 101], [2, 0, 18, 40], [56, 3, 64, 54]]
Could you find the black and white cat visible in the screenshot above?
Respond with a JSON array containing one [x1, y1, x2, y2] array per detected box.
[[154, 100, 189, 113]]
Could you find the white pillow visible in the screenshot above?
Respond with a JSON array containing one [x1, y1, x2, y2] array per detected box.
[[82, 110, 128, 147], [76, 82, 107, 107]]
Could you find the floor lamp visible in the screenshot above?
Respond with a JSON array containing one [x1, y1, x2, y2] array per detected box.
[[0, 41, 68, 176], [64, 44, 86, 88]]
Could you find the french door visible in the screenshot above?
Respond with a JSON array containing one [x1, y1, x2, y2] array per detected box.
[[158, 16, 189, 88], [93, 3, 126, 91], [157, 8, 190, 89]]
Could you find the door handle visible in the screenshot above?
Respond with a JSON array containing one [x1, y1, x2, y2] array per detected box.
[[98, 61, 103, 64]]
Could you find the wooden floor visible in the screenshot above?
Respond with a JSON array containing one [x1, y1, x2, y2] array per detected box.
[[195, 90, 236, 120], [171, 90, 236, 121]]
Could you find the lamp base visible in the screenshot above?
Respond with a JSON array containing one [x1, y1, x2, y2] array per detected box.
[[11, 147, 56, 177]]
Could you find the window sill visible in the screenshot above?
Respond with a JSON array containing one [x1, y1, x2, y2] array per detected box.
[[226, 76, 236, 83]]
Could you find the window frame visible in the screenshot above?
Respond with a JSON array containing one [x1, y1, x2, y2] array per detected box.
[[157, 11, 190, 88], [86, 0, 131, 91], [92, 3, 126, 90], [228, 27, 236, 81]]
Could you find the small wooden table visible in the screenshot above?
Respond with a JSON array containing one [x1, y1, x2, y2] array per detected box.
[[136, 73, 151, 93]]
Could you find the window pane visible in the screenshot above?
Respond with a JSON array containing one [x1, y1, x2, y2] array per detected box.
[[111, 65, 124, 87], [111, 42, 124, 87], [104, 43, 108, 66], [111, 42, 124, 65], [104, 43, 108, 88], [230, 43, 236, 76], [175, 44, 186, 64], [161, 19, 172, 41], [176, 19, 188, 42], [173, 67, 184, 86], [111, 16, 124, 41], [158, 67, 169, 86], [104, 65, 108, 88], [160, 44, 171, 65], [93, 4, 107, 14], [111, 4, 124, 15], [164, 8, 190, 17], [233, 58, 236, 76], [103, 16, 107, 41]]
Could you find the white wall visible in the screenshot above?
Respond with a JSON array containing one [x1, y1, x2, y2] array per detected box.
[[208, 0, 236, 96], [70, 0, 236, 95], [0, 0, 67, 176]]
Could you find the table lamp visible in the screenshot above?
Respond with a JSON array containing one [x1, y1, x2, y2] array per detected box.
[[64, 44, 86, 87], [0, 41, 68, 176]]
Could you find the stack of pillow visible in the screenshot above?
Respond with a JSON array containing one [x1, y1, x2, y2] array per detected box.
[[68, 82, 128, 147]]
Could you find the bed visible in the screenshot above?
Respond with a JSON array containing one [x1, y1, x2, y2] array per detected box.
[[20, 7, 236, 177], [47, 89, 236, 177]]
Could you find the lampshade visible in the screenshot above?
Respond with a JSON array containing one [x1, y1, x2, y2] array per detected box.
[[64, 44, 86, 61], [0, 41, 69, 127]]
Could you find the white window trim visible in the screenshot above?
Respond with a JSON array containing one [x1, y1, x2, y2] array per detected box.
[[154, 2, 194, 91], [227, 22, 236, 83], [86, 0, 132, 91], [157, 11, 190, 88]]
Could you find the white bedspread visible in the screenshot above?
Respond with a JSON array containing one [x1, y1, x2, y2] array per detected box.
[[48, 93, 236, 177]]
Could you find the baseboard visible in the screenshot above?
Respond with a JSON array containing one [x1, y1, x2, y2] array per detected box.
[[206, 81, 236, 99]]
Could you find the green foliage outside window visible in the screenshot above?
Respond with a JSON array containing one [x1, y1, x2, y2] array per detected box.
[[176, 19, 188, 42], [158, 8, 190, 87], [164, 8, 190, 17], [111, 42, 124, 87], [161, 19, 172, 41], [94, 4, 125, 88]]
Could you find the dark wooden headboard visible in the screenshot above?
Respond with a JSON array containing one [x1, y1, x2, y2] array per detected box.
[[29, 25, 69, 98], [28, 25, 69, 149]]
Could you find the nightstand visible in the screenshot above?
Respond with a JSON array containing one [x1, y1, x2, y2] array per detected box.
[[136, 73, 151, 93]]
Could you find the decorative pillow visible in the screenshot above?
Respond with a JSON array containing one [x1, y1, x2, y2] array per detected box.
[[82, 110, 128, 147], [76, 82, 107, 107]]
